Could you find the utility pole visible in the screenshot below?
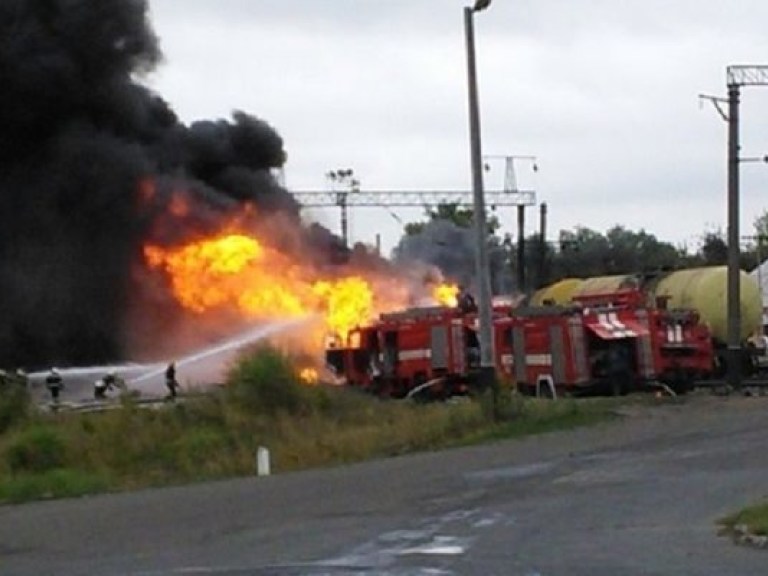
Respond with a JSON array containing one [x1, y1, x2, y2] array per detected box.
[[483, 154, 538, 292], [464, 0, 495, 388], [727, 79, 741, 391], [701, 64, 768, 391], [538, 202, 548, 289]]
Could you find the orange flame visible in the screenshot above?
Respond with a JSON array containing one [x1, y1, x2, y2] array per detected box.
[[144, 232, 376, 341], [312, 277, 372, 343], [433, 283, 459, 307], [299, 367, 319, 385]]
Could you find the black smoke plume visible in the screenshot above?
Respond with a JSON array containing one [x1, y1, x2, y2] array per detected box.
[[0, 0, 302, 368]]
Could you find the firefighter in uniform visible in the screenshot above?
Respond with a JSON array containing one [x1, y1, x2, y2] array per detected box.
[[45, 368, 64, 403], [94, 370, 126, 400], [94, 378, 108, 400], [165, 362, 179, 399]]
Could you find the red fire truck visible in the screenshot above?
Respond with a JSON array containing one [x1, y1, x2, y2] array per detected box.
[[325, 290, 714, 398], [504, 291, 713, 396], [325, 305, 511, 398]]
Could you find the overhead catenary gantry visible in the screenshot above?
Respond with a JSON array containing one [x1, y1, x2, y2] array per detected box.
[[293, 188, 535, 208], [292, 188, 536, 248]]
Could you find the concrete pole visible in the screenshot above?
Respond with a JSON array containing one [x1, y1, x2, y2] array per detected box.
[[464, 6, 495, 384], [727, 83, 741, 390], [539, 202, 548, 288], [339, 191, 349, 249], [517, 205, 526, 292]]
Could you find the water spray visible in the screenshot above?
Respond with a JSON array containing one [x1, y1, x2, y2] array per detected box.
[[128, 316, 314, 385]]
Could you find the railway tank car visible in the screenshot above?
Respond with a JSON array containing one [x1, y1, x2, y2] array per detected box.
[[532, 266, 762, 343]]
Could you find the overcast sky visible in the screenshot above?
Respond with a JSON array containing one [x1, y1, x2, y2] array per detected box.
[[146, 0, 768, 254]]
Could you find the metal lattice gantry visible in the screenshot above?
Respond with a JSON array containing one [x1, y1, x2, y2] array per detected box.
[[292, 189, 536, 208], [727, 65, 768, 86]]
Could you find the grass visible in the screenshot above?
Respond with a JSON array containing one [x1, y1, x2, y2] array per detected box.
[[719, 500, 768, 539], [0, 469, 111, 504], [0, 344, 622, 504]]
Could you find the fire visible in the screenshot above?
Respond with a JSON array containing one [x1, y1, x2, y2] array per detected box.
[[313, 277, 372, 343], [144, 232, 376, 341], [433, 283, 459, 307], [299, 367, 319, 385]]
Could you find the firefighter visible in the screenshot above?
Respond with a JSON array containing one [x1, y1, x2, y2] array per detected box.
[[456, 286, 477, 314], [165, 362, 179, 400], [93, 378, 108, 400], [45, 368, 64, 403]]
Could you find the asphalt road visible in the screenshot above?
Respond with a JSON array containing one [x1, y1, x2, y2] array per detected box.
[[2, 395, 767, 575]]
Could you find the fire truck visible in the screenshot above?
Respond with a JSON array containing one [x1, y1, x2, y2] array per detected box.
[[505, 291, 713, 396], [325, 305, 510, 399], [325, 290, 714, 398]]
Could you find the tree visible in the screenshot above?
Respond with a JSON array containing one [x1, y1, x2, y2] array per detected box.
[[546, 226, 684, 282], [700, 230, 728, 266], [402, 203, 500, 237], [754, 210, 768, 242]]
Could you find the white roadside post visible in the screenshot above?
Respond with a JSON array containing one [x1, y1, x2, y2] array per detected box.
[[256, 446, 271, 477]]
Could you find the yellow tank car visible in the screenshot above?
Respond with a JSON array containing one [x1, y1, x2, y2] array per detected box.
[[652, 266, 761, 342], [572, 274, 641, 297], [530, 278, 584, 306]]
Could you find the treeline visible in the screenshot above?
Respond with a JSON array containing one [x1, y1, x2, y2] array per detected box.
[[392, 203, 767, 293], [522, 227, 762, 291]]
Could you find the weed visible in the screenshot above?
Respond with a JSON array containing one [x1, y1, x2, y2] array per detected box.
[[5, 426, 66, 473], [720, 500, 768, 538], [0, 468, 110, 503]]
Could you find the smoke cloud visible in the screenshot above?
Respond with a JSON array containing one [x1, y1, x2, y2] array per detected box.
[[0, 0, 300, 368], [393, 219, 514, 294]]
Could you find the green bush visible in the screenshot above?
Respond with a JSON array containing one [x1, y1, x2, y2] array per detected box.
[[226, 345, 308, 415], [0, 385, 30, 433], [5, 426, 67, 473]]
